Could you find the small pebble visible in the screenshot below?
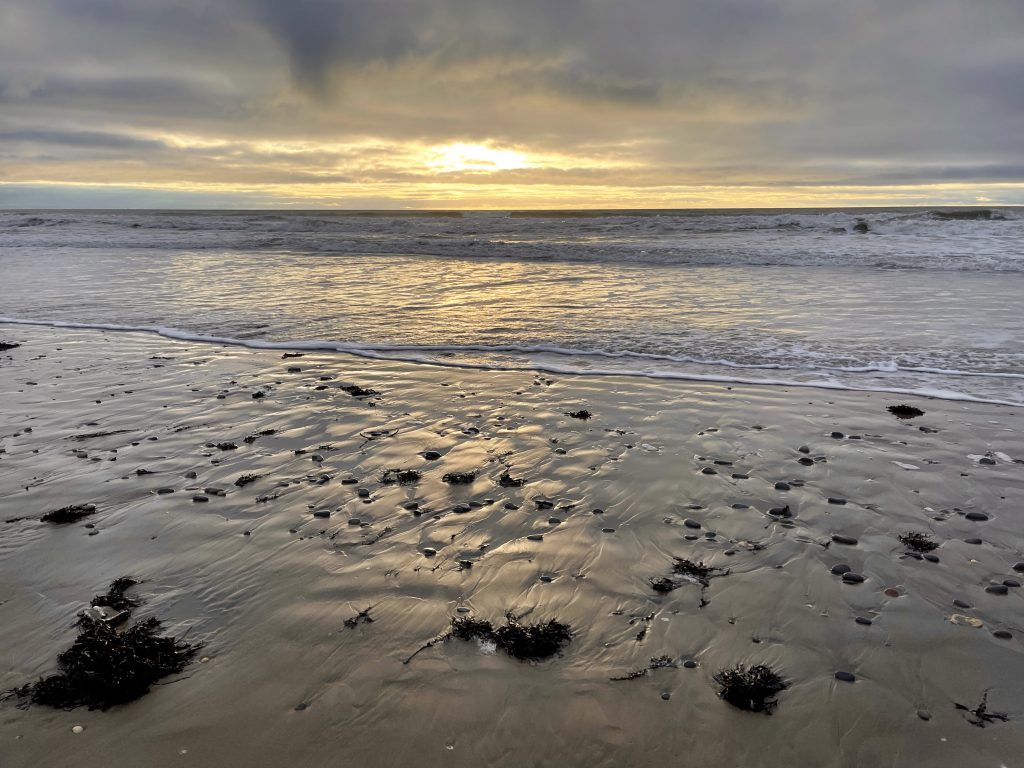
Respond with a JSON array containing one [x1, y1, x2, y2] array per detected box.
[[923, 554, 940, 563], [348, 517, 361, 526], [71, 725, 84, 734], [683, 518, 701, 529], [953, 599, 972, 609], [830, 431, 844, 439], [192, 495, 208, 503], [964, 538, 983, 545], [1012, 562, 1024, 573], [683, 660, 697, 669], [842, 572, 865, 584], [834, 671, 856, 683], [527, 534, 544, 541], [701, 467, 717, 475], [832, 534, 858, 546], [1004, 579, 1021, 588], [312, 509, 330, 518], [986, 584, 1009, 595], [993, 630, 1012, 640], [602, 527, 615, 533], [830, 563, 852, 575], [855, 617, 872, 626], [422, 547, 437, 557], [660, 692, 671, 701], [964, 512, 989, 522], [917, 710, 932, 721], [827, 497, 847, 505], [774, 481, 790, 490]]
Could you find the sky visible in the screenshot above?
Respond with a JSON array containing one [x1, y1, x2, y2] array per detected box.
[[1, 0, 1023, 209]]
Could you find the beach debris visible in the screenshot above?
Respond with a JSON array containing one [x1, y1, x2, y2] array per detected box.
[[442, 471, 476, 484], [11, 579, 198, 710], [672, 558, 723, 587], [381, 468, 422, 485], [611, 655, 677, 681], [898, 531, 939, 553], [565, 410, 592, 420], [243, 429, 276, 444], [888, 404, 925, 419], [343, 607, 375, 629], [339, 384, 379, 398], [713, 664, 788, 714], [498, 471, 524, 487], [955, 691, 1008, 728], [41, 504, 96, 524], [0, 340, 21, 351], [67, 429, 133, 441], [948, 614, 984, 629], [404, 612, 572, 665], [452, 614, 572, 661], [234, 473, 261, 487]]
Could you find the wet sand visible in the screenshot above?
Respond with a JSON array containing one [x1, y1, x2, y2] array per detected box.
[[1, 323, 1023, 767]]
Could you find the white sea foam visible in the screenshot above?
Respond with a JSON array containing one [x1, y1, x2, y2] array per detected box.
[[2, 317, 1020, 406]]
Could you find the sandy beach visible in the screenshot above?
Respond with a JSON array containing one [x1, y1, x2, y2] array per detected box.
[[1, 322, 1022, 767]]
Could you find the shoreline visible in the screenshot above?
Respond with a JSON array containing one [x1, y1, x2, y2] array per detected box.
[[2, 317, 1019, 407], [1, 324, 1023, 767]]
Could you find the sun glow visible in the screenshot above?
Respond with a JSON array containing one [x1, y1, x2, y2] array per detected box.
[[427, 143, 529, 174]]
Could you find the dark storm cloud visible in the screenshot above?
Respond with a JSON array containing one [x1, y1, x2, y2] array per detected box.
[[1, 0, 1023, 203]]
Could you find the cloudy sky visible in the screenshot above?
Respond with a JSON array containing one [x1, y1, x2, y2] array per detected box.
[[1, 0, 1022, 208]]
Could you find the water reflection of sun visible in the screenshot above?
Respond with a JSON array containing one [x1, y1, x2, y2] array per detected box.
[[427, 143, 529, 174]]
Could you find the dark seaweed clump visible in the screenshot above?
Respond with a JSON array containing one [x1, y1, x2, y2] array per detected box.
[[888, 404, 925, 419], [234, 473, 261, 488], [672, 558, 719, 586], [41, 504, 96, 524], [339, 384, 379, 398], [956, 691, 1009, 728], [713, 664, 788, 714], [13, 579, 199, 710], [451, 614, 572, 661], [443, 471, 476, 485], [565, 410, 592, 420], [215, 442, 238, 451], [0, 340, 21, 352], [243, 429, 277, 444], [498, 471, 524, 487], [90, 577, 140, 613], [381, 468, 422, 485], [898, 531, 939, 553]]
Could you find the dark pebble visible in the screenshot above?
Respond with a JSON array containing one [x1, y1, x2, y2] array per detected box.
[[156, 488, 175, 495], [834, 671, 856, 683], [923, 554, 940, 563], [683, 518, 701, 529], [986, 584, 1009, 595], [539, 575, 554, 583], [855, 617, 872, 626], [831, 431, 844, 439], [701, 467, 717, 475], [423, 451, 442, 460], [504, 503, 519, 510], [548, 517, 562, 525], [964, 512, 989, 521], [732, 473, 749, 479], [422, 547, 437, 557], [527, 534, 544, 542], [830, 563, 852, 575], [452, 503, 472, 514], [993, 630, 1012, 640], [192, 495, 208, 503], [403, 501, 419, 511], [341, 478, 358, 485], [917, 710, 931, 721], [842, 572, 865, 584], [832, 534, 858, 546], [357, 488, 370, 498], [774, 482, 791, 491], [683, 660, 697, 669], [798, 446, 810, 454], [312, 509, 331, 518], [592, 508, 604, 515], [1004, 579, 1021, 588], [602, 527, 615, 533], [798, 457, 814, 466], [348, 518, 361, 526], [964, 538, 983, 545], [827, 497, 847, 505], [953, 599, 972, 609], [1012, 562, 1024, 573]]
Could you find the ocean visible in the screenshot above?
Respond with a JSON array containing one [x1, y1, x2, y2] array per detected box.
[[2, 207, 1022, 404]]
